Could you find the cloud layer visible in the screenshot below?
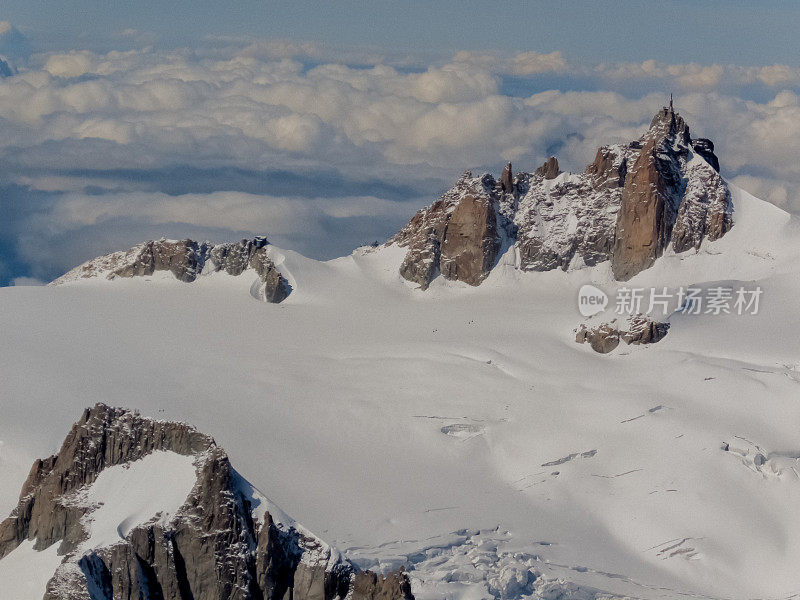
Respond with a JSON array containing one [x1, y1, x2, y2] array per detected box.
[[1, 36, 800, 284]]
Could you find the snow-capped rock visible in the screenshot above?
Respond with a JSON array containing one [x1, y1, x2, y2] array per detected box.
[[0, 404, 414, 600], [52, 237, 291, 303], [391, 104, 733, 287], [575, 314, 670, 354], [533, 156, 560, 180]]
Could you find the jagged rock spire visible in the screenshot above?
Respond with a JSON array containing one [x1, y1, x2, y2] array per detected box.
[[611, 107, 689, 280], [534, 157, 560, 180], [611, 105, 730, 280], [500, 162, 514, 194], [388, 103, 733, 288]]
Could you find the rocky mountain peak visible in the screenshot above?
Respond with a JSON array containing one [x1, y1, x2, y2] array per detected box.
[[500, 163, 514, 194], [611, 105, 731, 280], [647, 105, 691, 146], [0, 404, 414, 600], [534, 156, 560, 180], [390, 103, 733, 288]]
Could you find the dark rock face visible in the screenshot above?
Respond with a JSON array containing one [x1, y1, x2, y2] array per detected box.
[[500, 162, 514, 195], [0, 58, 12, 78], [250, 247, 292, 303], [576, 315, 670, 353], [0, 404, 414, 600], [391, 104, 733, 287], [611, 108, 732, 279], [395, 200, 449, 290], [691, 138, 720, 173], [353, 570, 414, 600], [210, 237, 269, 276], [498, 164, 519, 231], [53, 236, 291, 303], [0, 404, 212, 558]]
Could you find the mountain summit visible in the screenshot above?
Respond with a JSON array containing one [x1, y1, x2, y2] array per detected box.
[[390, 104, 733, 288], [50, 104, 732, 297], [0, 404, 414, 600]]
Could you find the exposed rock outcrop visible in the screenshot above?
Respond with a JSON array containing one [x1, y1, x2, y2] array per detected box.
[[353, 570, 414, 600], [0, 57, 12, 78], [574, 322, 620, 354], [210, 236, 270, 276], [500, 163, 514, 195], [439, 184, 500, 286], [611, 107, 697, 280], [0, 404, 414, 600], [52, 237, 291, 303], [393, 172, 502, 289], [110, 238, 211, 283], [671, 158, 733, 254], [621, 314, 671, 345], [585, 144, 630, 190], [691, 138, 720, 173], [534, 157, 560, 180], [250, 247, 292, 303], [391, 104, 733, 288], [575, 315, 670, 354]]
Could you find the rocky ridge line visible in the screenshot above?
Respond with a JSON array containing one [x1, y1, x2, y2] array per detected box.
[[0, 404, 414, 600], [52, 237, 291, 303], [390, 104, 733, 288]]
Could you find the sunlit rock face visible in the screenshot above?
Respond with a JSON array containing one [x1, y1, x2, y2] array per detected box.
[[391, 104, 732, 287], [393, 172, 502, 290]]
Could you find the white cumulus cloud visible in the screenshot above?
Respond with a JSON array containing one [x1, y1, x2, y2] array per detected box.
[[1, 38, 800, 284]]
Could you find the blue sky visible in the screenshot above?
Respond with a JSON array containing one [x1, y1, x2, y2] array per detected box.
[[2, 1, 800, 285], [5, 1, 800, 65]]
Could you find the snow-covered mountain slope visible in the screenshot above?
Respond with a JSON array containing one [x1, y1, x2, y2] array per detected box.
[[1, 185, 800, 599], [0, 404, 413, 600], [0, 540, 63, 600]]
